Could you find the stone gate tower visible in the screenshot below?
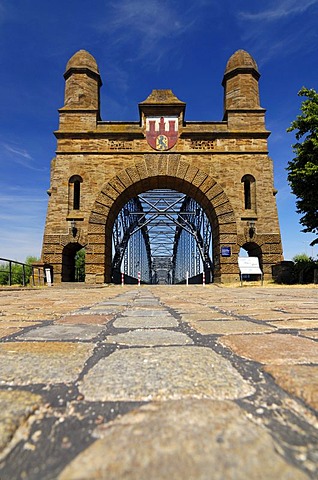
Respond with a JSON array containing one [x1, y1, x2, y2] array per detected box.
[[41, 49, 283, 283]]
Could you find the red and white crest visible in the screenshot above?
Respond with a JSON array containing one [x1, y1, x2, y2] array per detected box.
[[145, 116, 178, 151]]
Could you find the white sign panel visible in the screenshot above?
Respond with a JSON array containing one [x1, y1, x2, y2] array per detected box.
[[238, 257, 262, 275]]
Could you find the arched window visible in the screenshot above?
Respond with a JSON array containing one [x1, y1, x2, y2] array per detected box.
[[69, 175, 83, 210], [241, 175, 256, 211]]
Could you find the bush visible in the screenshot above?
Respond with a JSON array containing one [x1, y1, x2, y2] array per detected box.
[[292, 254, 318, 284]]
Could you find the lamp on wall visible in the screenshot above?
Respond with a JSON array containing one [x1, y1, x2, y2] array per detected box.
[[248, 220, 256, 238], [71, 219, 77, 238]]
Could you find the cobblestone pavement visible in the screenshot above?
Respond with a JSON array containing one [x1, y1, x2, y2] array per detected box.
[[0, 284, 317, 479]]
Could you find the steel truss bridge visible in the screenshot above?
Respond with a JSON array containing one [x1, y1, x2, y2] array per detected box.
[[112, 189, 213, 284]]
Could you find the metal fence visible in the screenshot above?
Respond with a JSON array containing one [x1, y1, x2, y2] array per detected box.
[[0, 258, 45, 287]]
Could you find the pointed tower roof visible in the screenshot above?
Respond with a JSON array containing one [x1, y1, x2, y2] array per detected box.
[[64, 50, 101, 82], [223, 50, 260, 86]]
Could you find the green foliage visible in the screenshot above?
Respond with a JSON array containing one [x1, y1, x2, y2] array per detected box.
[[0, 256, 40, 286], [75, 248, 85, 282], [287, 87, 318, 246], [292, 253, 318, 284]]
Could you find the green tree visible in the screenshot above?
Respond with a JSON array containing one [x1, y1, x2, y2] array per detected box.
[[287, 87, 318, 246], [292, 253, 318, 284], [0, 256, 40, 286], [75, 248, 85, 282]]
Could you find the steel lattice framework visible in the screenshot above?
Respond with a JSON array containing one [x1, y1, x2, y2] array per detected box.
[[172, 196, 213, 284], [112, 190, 213, 284]]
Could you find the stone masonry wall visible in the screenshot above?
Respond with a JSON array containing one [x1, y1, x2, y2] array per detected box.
[[41, 49, 283, 283]]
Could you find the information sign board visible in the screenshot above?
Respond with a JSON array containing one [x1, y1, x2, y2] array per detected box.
[[238, 257, 263, 286], [221, 246, 231, 257]]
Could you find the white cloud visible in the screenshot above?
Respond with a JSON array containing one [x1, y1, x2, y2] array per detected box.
[[0, 187, 46, 261], [3, 143, 32, 160], [236, 1, 318, 65], [1, 142, 46, 171], [240, 0, 318, 22], [96, 0, 211, 65]]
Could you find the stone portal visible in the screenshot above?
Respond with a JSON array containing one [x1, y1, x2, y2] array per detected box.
[[41, 49, 283, 283]]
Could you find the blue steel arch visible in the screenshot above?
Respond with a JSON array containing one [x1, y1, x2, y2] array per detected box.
[[112, 190, 214, 284], [172, 196, 213, 284], [87, 161, 237, 284], [112, 197, 152, 283]]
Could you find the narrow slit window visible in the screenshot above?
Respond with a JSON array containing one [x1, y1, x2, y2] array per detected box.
[[69, 175, 83, 211], [241, 175, 256, 211], [244, 179, 251, 209]]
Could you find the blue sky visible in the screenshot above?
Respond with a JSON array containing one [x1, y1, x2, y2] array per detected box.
[[0, 0, 317, 262]]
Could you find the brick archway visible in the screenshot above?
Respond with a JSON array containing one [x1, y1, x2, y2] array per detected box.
[[86, 155, 237, 284]]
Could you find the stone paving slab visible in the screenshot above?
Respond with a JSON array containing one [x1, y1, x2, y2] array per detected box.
[[0, 320, 42, 328], [106, 329, 194, 346], [264, 364, 318, 410], [268, 320, 318, 329], [121, 309, 171, 316], [18, 324, 105, 341], [0, 285, 317, 480], [0, 390, 43, 454], [79, 346, 255, 402], [220, 332, 318, 365], [113, 315, 178, 329], [56, 314, 113, 325], [187, 319, 275, 335], [0, 342, 94, 385], [0, 286, 127, 321], [180, 312, 237, 321], [59, 399, 307, 480], [301, 331, 318, 340], [0, 327, 27, 338], [84, 307, 124, 315]]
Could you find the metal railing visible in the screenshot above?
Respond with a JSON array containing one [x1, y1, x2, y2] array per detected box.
[[0, 258, 45, 287]]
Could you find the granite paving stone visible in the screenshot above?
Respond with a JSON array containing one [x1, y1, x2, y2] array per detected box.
[[0, 284, 317, 480], [58, 399, 307, 480], [56, 314, 113, 325], [264, 364, 318, 410], [106, 329, 194, 346], [18, 324, 105, 341], [113, 315, 178, 329], [220, 333, 318, 365], [70, 307, 123, 315], [121, 309, 171, 316], [0, 342, 94, 385], [187, 319, 275, 335], [79, 346, 255, 402], [180, 312, 236, 321], [268, 320, 318, 329], [0, 390, 43, 454], [300, 331, 318, 340], [0, 327, 27, 338]]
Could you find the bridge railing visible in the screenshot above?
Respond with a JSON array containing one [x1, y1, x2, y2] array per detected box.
[[0, 258, 45, 287]]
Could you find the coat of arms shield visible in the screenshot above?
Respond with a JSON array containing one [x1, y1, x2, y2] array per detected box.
[[145, 116, 178, 151]]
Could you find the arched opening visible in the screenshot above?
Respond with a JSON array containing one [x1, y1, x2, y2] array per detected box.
[[69, 175, 83, 211], [240, 242, 262, 262], [87, 162, 238, 285], [111, 189, 213, 284], [241, 175, 256, 211], [62, 243, 85, 282], [238, 242, 263, 282]]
